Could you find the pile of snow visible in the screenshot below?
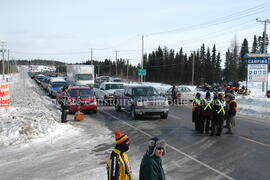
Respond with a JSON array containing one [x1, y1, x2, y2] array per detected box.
[[29, 65, 56, 72], [142, 82, 172, 94], [0, 69, 80, 146], [237, 80, 270, 118]]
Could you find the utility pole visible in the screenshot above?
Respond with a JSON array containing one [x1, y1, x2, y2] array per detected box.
[[90, 48, 93, 65], [256, 18, 270, 91], [141, 35, 144, 83], [1, 41, 7, 80], [7, 49, 9, 75], [192, 51, 195, 85], [126, 59, 129, 81], [114, 50, 119, 77]]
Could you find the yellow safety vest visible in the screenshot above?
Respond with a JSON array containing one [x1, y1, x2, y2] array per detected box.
[[106, 149, 133, 180], [203, 99, 212, 111], [217, 100, 226, 115]]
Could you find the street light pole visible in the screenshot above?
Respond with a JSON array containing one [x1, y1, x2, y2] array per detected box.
[[141, 35, 144, 83], [1, 42, 7, 80]]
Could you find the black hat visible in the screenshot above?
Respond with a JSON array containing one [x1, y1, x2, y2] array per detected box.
[[206, 91, 211, 98], [148, 137, 166, 156]]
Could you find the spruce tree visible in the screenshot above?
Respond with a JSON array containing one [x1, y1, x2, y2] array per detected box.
[[239, 38, 249, 81]]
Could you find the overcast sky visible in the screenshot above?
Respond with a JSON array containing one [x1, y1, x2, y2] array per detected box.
[[1, 0, 270, 65]]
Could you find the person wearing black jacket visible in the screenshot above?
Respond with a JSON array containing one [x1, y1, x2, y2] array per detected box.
[[60, 86, 69, 123], [171, 85, 177, 105], [139, 137, 166, 180], [200, 92, 212, 134], [210, 93, 226, 136]]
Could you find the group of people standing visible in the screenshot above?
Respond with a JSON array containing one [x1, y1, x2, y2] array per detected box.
[[192, 91, 238, 136], [106, 131, 167, 180]]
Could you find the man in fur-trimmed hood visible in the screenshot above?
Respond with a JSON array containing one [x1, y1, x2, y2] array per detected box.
[[139, 137, 166, 180]]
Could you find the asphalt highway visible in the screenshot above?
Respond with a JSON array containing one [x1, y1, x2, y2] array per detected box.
[[97, 105, 270, 180]]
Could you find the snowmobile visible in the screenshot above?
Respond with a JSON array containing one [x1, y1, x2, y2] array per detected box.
[[238, 86, 251, 96]]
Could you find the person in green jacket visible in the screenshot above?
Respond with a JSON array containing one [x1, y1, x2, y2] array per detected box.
[[139, 137, 166, 180]]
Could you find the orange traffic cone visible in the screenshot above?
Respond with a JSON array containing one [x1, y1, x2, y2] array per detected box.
[[75, 110, 84, 121]]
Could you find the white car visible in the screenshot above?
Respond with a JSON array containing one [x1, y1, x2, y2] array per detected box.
[[164, 86, 195, 103], [94, 82, 125, 103]]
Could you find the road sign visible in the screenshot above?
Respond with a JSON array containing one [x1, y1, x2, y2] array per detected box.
[[138, 69, 146, 76], [247, 58, 268, 82], [0, 83, 10, 107]]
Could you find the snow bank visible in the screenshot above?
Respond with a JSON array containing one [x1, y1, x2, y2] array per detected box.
[[0, 69, 81, 146]]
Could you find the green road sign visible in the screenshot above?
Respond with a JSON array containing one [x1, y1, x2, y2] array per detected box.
[[138, 69, 146, 76]]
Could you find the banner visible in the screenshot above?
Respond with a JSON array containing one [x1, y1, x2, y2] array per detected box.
[[0, 83, 11, 107]]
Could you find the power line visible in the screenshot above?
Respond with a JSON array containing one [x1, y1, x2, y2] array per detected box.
[[147, 2, 270, 36]]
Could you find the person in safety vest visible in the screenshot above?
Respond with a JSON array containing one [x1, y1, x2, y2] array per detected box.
[[200, 91, 213, 134], [225, 94, 238, 134], [106, 131, 133, 180], [210, 93, 226, 136], [192, 92, 201, 131], [139, 137, 167, 180]]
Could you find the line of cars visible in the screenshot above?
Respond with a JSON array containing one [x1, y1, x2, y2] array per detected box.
[[31, 73, 98, 114], [32, 73, 197, 120]]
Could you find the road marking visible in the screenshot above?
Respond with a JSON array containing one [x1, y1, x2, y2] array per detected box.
[[239, 136, 270, 148], [101, 110, 235, 180], [168, 113, 182, 120], [237, 114, 270, 127]]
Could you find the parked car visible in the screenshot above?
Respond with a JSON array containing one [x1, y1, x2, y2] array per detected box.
[[266, 90, 270, 98], [34, 74, 46, 85], [94, 82, 125, 104], [48, 78, 68, 98], [114, 85, 169, 119], [67, 86, 97, 113], [226, 82, 240, 93], [95, 76, 110, 85], [109, 77, 123, 82], [164, 86, 195, 103], [40, 76, 51, 91]]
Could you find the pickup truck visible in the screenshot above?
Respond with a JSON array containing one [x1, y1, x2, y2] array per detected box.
[[114, 85, 169, 119], [94, 82, 125, 104]]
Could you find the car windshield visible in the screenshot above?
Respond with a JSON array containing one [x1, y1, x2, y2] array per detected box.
[[75, 74, 93, 80], [132, 87, 159, 96], [52, 82, 67, 87], [101, 77, 110, 81], [105, 84, 124, 90], [112, 78, 122, 82], [178, 87, 191, 92], [70, 89, 93, 97]]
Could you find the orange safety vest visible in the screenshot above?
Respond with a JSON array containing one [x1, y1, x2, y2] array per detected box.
[[228, 99, 238, 111]]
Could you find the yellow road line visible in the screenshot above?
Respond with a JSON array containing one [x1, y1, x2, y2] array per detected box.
[[239, 136, 270, 148]]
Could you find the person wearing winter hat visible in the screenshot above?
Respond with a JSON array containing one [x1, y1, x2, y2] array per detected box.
[[139, 137, 166, 180], [106, 130, 134, 180]]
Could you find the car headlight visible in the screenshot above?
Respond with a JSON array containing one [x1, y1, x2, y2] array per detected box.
[[137, 101, 143, 106]]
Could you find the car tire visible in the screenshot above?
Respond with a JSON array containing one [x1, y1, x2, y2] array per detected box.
[[161, 113, 168, 119], [131, 106, 138, 120]]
